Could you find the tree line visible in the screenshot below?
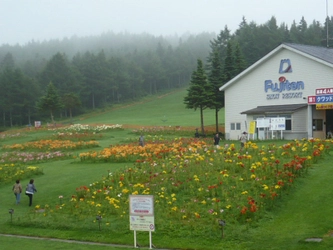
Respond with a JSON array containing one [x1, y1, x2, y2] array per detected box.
[[1, 16, 333, 128]]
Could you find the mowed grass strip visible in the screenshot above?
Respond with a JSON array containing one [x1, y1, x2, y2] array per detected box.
[[0, 235, 128, 250]]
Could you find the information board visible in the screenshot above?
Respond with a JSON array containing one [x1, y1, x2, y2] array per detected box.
[[129, 195, 155, 232], [256, 118, 270, 128], [270, 117, 285, 131]]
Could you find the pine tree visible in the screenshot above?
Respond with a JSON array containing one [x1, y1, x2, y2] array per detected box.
[[233, 43, 247, 75], [184, 59, 211, 135], [207, 50, 224, 133], [36, 82, 63, 125], [207, 26, 231, 68], [62, 93, 81, 122], [223, 42, 235, 81]]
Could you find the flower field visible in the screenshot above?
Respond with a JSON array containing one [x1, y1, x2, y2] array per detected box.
[[31, 138, 332, 236], [0, 124, 125, 164], [0, 163, 43, 184]]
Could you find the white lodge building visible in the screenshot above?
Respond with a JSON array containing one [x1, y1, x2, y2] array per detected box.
[[219, 43, 333, 140]]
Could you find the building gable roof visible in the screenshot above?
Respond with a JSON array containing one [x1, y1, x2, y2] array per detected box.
[[241, 103, 308, 115], [286, 43, 333, 64], [219, 43, 333, 91]]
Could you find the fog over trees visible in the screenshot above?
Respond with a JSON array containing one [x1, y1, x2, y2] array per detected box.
[[1, 16, 333, 127]]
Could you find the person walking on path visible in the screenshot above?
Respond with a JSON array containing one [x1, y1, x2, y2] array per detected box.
[[214, 133, 220, 148], [12, 179, 22, 204], [240, 131, 248, 149], [25, 179, 37, 206]]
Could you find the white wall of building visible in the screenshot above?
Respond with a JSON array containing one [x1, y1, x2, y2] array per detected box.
[[223, 47, 333, 140]]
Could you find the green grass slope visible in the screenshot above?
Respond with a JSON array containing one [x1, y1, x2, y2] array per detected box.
[[76, 88, 224, 128]]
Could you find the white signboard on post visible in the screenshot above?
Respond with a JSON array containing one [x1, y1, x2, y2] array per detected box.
[[129, 195, 155, 249], [270, 117, 286, 131], [34, 121, 41, 128], [256, 118, 270, 128], [129, 195, 155, 231]]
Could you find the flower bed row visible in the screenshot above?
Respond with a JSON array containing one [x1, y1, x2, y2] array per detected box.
[[79, 138, 207, 162], [0, 132, 25, 140], [0, 151, 73, 164], [52, 131, 104, 141], [0, 163, 43, 185], [54, 124, 123, 132], [2, 139, 99, 151]]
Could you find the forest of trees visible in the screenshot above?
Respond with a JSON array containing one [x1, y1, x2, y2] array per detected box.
[[1, 16, 333, 128]]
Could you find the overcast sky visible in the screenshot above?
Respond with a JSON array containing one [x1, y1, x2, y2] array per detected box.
[[0, 0, 330, 46]]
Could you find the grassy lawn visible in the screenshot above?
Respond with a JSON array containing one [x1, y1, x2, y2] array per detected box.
[[244, 157, 333, 250]]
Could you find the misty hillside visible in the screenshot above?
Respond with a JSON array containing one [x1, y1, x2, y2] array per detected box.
[[0, 31, 216, 69], [0, 16, 332, 129]]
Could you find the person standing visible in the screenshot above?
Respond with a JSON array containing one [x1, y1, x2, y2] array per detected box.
[[12, 179, 22, 204], [213, 133, 220, 148], [194, 128, 200, 138], [240, 132, 248, 148], [25, 179, 37, 206], [139, 134, 145, 147]]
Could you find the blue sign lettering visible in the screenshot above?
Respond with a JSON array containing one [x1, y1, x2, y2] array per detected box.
[[265, 80, 304, 93], [316, 95, 333, 103]]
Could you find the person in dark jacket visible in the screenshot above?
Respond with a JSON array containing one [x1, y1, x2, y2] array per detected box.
[[213, 133, 220, 148], [25, 179, 37, 206]]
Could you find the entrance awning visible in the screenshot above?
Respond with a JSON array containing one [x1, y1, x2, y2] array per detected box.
[[241, 104, 308, 115]]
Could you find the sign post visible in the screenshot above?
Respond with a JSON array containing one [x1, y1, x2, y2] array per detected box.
[[34, 121, 41, 128], [129, 195, 154, 249]]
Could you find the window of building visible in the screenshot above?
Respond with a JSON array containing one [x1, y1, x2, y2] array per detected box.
[[285, 119, 291, 130], [283, 115, 292, 131], [230, 123, 241, 131], [313, 119, 323, 131]]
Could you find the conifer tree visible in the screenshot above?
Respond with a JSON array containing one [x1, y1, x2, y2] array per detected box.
[[62, 93, 81, 122], [184, 59, 211, 135], [207, 50, 224, 133], [36, 82, 63, 125], [233, 43, 247, 75], [223, 42, 235, 81]]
